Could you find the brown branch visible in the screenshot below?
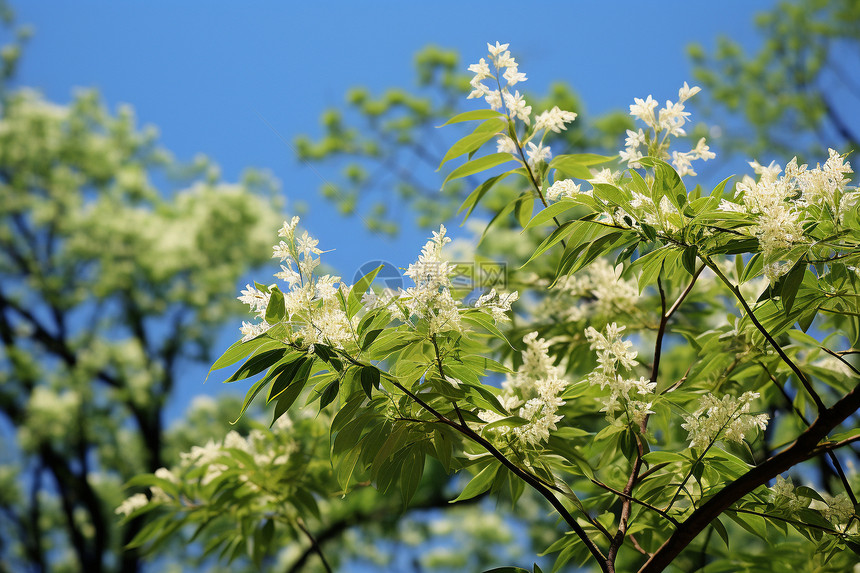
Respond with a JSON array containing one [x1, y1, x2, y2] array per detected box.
[[638, 379, 860, 572], [295, 518, 332, 573]]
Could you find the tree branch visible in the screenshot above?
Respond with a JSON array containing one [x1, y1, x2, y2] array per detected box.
[[638, 378, 860, 572]]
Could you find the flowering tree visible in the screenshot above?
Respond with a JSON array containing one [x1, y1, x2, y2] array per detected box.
[[123, 42, 860, 572]]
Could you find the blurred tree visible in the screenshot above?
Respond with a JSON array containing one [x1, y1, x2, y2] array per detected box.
[[0, 11, 289, 572], [689, 0, 860, 163]]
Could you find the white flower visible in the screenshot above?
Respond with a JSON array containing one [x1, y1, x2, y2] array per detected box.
[[275, 264, 301, 287], [820, 492, 854, 524], [238, 284, 270, 316], [629, 95, 658, 129], [525, 142, 551, 168], [116, 493, 149, 517], [503, 90, 531, 124], [583, 323, 653, 425], [484, 90, 503, 111], [467, 58, 492, 81], [480, 332, 569, 445], [502, 65, 527, 86], [545, 179, 581, 202], [678, 82, 701, 102], [682, 392, 769, 449], [474, 289, 519, 322], [467, 81, 490, 101], [487, 41, 510, 59], [278, 216, 300, 238], [496, 135, 518, 155], [534, 106, 577, 134]]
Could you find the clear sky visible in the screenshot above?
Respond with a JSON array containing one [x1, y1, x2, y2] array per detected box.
[[10, 1, 775, 421]]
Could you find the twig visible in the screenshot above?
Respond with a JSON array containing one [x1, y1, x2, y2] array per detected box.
[[295, 518, 332, 573]]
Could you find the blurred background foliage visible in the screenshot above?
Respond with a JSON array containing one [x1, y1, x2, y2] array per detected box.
[[0, 0, 858, 571]]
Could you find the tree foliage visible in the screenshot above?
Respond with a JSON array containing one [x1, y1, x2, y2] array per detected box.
[[128, 41, 860, 573]]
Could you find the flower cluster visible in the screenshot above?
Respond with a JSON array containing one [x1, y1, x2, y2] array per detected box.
[[361, 226, 518, 335], [769, 475, 810, 513], [536, 259, 638, 323], [116, 416, 296, 518], [817, 492, 855, 525], [478, 332, 568, 446], [769, 475, 858, 525], [622, 83, 715, 177], [468, 42, 576, 170], [401, 225, 464, 334], [473, 288, 519, 322], [584, 323, 654, 425], [681, 391, 769, 449], [238, 217, 354, 350], [545, 178, 585, 203], [719, 150, 857, 282]]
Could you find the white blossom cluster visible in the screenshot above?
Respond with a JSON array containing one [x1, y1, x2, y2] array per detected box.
[[478, 332, 568, 446], [816, 492, 855, 525], [537, 259, 638, 323], [468, 42, 576, 170], [681, 391, 769, 449], [361, 226, 518, 336], [115, 493, 149, 517], [545, 178, 586, 203], [238, 216, 354, 350], [623, 83, 715, 177], [115, 417, 296, 517], [473, 289, 519, 323], [401, 225, 464, 335], [718, 150, 857, 282], [584, 323, 655, 425], [769, 475, 810, 513]]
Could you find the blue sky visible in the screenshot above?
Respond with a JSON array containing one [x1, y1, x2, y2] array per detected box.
[[11, 1, 775, 420]]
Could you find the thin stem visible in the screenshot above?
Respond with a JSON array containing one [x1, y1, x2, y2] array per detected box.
[[389, 376, 609, 570], [295, 518, 332, 573], [590, 478, 679, 526], [703, 256, 825, 412], [727, 507, 844, 536]]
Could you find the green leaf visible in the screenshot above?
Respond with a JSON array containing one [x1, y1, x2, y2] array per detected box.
[[458, 171, 513, 222], [400, 450, 425, 507], [521, 221, 576, 267], [264, 285, 285, 324], [549, 153, 614, 170], [461, 312, 516, 349], [780, 258, 807, 314], [318, 378, 340, 409], [739, 253, 763, 284], [437, 109, 505, 127], [451, 463, 499, 502], [439, 124, 505, 168], [208, 337, 280, 379], [360, 365, 381, 398], [224, 348, 288, 383], [591, 183, 628, 206], [522, 200, 578, 231], [483, 415, 529, 433], [712, 516, 730, 549], [348, 265, 383, 318], [682, 244, 699, 275], [515, 195, 534, 228], [442, 153, 516, 188]]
